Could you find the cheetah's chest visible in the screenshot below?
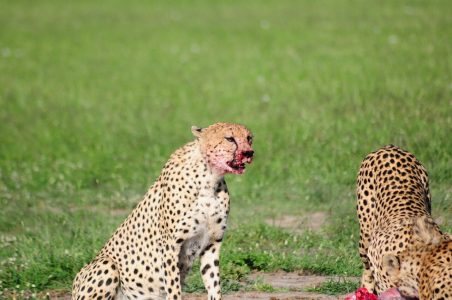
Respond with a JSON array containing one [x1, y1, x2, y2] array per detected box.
[[187, 194, 228, 243], [177, 194, 228, 268]]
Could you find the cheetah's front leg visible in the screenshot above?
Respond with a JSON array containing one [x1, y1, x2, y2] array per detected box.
[[359, 236, 376, 293], [163, 243, 182, 300], [200, 241, 222, 300]]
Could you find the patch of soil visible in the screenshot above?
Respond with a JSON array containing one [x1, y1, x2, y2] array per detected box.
[[248, 271, 357, 290], [265, 212, 327, 232]]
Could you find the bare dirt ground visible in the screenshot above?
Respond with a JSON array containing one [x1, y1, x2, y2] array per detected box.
[[247, 271, 357, 291]]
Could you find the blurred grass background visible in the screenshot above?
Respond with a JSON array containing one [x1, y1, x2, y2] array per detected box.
[[0, 0, 451, 296]]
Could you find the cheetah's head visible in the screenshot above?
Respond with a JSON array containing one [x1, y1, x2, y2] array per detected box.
[[380, 254, 420, 300], [379, 216, 445, 300], [192, 123, 254, 175]]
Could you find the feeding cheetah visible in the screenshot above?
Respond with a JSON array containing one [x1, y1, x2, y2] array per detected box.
[[356, 145, 451, 299], [72, 122, 254, 300]]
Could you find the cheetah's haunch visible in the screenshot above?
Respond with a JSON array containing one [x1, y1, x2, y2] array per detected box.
[[72, 122, 254, 300]]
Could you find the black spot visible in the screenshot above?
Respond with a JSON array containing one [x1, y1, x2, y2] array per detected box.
[[201, 264, 211, 275]]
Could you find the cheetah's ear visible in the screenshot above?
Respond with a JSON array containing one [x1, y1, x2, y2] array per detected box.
[[382, 254, 400, 278], [191, 126, 204, 138], [413, 216, 442, 245]]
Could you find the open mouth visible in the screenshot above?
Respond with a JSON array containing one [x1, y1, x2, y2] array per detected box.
[[227, 160, 246, 171]]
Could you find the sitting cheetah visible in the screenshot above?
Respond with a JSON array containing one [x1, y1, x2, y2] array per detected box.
[[72, 122, 254, 300], [356, 145, 451, 299]]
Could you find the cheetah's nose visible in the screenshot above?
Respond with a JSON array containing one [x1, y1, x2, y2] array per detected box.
[[243, 150, 254, 158]]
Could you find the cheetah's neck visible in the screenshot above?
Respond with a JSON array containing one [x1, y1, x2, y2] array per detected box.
[[152, 140, 225, 200]]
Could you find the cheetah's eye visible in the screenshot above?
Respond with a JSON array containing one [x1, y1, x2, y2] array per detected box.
[[247, 136, 253, 145], [225, 137, 235, 143]]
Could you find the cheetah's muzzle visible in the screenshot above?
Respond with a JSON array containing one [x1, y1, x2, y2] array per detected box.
[[227, 150, 253, 173]]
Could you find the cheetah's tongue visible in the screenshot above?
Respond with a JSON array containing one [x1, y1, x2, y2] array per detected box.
[[378, 288, 417, 300]]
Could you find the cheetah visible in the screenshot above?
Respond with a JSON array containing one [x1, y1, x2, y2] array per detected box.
[[356, 145, 451, 299], [72, 122, 254, 300]]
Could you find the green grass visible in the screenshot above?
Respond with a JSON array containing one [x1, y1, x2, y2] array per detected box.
[[307, 279, 360, 295], [244, 277, 286, 293], [1, 0, 451, 297]]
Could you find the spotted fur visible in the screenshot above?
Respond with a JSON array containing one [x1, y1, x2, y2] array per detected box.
[[417, 239, 452, 299], [72, 123, 254, 300]]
